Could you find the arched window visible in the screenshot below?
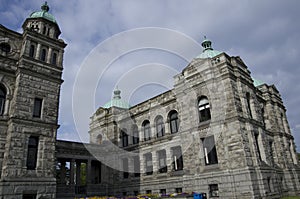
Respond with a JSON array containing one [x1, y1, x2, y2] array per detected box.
[[169, 110, 179, 134], [198, 96, 211, 122], [132, 125, 139, 144], [121, 129, 128, 147], [40, 49, 47, 62], [51, 52, 57, 65], [96, 134, 102, 144], [0, 85, 6, 116], [156, 116, 165, 137], [43, 26, 47, 35], [29, 45, 35, 58], [143, 120, 151, 141]]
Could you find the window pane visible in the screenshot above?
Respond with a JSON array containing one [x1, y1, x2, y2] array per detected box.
[[40, 49, 47, 61], [29, 45, 35, 57], [0, 86, 6, 116], [170, 111, 179, 134], [33, 98, 42, 118], [51, 52, 57, 65], [199, 97, 211, 122], [145, 153, 153, 175], [172, 146, 183, 171], [26, 137, 39, 170], [202, 136, 218, 165], [143, 121, 151, 141], [134, 156, 140, 177]]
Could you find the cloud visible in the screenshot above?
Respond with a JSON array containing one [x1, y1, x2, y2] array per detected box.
[[2, 0, 300, 151]]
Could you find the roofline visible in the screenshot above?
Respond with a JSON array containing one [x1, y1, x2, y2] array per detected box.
[[129, 89, 173, 109], [0, 24, 22, 37]]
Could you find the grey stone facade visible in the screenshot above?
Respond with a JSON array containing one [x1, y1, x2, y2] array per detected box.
[[89, 51, 300, 198], [0, 3, 66, 198], [0, 2, 299, 199]]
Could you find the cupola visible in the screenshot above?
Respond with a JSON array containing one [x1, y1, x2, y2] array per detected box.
[[22, 2, 61, 39], [197, 36, 222, 59]]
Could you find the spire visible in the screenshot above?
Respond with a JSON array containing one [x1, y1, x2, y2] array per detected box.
[[41, 2, 49, 12]]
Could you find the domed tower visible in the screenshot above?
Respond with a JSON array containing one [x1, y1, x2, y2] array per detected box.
[[0, 2, 66, 198]]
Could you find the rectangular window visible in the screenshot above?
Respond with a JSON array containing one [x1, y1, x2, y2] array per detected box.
[[172, 146, 183, 171], [202, 136, 218, 165], [160, 189, 166, 195], [134, 156, 140, 177], [26, 136, 39, 170], [209, 184, 219, 197], [33, 98, 43, 118], [175, 188, 182, 193], [158, 150, 167, 173], [145, 153, 153, 175], [123, 158, 129, 178], [133, 129, 139, 144]]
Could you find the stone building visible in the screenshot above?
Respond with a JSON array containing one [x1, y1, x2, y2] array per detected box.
[[0, 2, 66, 198], [0, 2, 299, 199], [89, 39, 300, 198]]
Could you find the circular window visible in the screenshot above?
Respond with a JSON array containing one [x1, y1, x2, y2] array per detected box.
[[0, 43, 11, 53]]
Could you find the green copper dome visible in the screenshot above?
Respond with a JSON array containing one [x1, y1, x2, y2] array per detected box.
[[29, 2, 57, 24], [197, 36, 222, 58], [103, 89, 130, 109]]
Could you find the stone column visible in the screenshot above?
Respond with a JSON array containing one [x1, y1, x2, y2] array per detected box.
[[166, 147, 172, 172], [70, 159, 75, 185], [35, 43, 41, 60], [58, 50, 64, 67], [47, 47, 53, 64], [165, 121, 171, 135], [152, 152, 157, 174]]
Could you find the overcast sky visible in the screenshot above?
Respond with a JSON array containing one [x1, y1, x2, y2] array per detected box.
[[1, 0, 300, 151]]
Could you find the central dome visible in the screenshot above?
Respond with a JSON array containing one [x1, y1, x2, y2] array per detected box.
[[103, 89, 130, 109]]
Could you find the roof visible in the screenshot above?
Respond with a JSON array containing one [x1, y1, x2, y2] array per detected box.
[[103, 89, 130, 109], [29, 2, 57, 24], [253, 78, 265, 87], [196, 36, 222, 58]]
